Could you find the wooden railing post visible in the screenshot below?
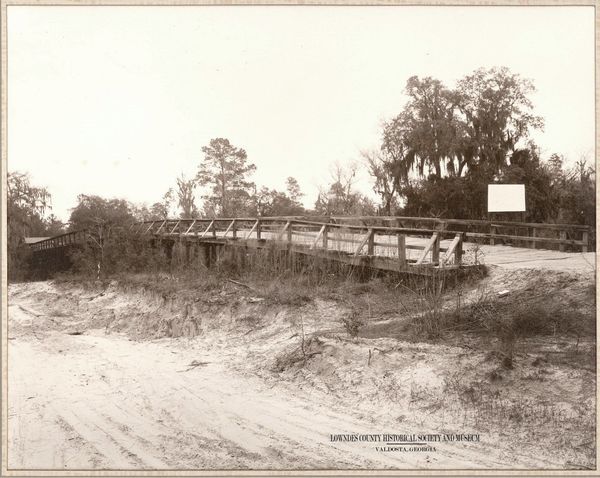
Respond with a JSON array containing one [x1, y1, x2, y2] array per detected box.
[[559, 230, 566, 252], [322, 225, 329, 249], [367, 229, 375, 256], [212, 220, 217, 238], [232, 220, 237, 239], [257, 219, 262, 240], [397, 234, 406, 268], [287, 221, 293, 244], [582, 230, 589, 253], [432, 232, 440, 264], [455, 233, 463, 265], [490, 224, 496, 246]]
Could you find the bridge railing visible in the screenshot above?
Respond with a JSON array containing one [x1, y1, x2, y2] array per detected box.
[[28, 230, 89, 252], [28, 215, 591, 267], [132, 217, 464, 268], [132, 215, 591, 253], [329, 216, 591, 252]]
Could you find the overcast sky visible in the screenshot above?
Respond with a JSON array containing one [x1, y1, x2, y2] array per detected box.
[[8, 5, 595, 222]]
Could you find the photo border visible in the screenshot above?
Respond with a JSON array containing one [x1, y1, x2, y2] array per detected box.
[[1, 1, 597, 476]]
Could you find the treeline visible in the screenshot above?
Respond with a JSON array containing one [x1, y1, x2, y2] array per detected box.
[[133, 138, 376, 221]]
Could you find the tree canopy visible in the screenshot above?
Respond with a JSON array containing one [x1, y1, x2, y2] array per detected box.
[[7, 172, 58, 279], [382, 67, 544, 184]]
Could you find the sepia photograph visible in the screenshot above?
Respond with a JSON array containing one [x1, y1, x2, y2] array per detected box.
[[1, 2, 597, 475]]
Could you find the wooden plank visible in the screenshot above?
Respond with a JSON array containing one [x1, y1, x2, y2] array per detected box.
[[397, 234, 406, 267], [441, 234, 461, 265], [170, 220, 181, 234], [143, 221, 156, 234], [200, 220, 214, 238], [331, 214, 589, 231], [277, 221, 291, 241], [465, 231, 585, 246], [155, 220, 167, 234], [184, 220, 197, 235], [245, 220, 259, 240], [291, 230, 321, 239], [416, 233, 439, 265], [354, 229, 372, 257], [311, 225, 326, 250], [223, 220, 235, 237]]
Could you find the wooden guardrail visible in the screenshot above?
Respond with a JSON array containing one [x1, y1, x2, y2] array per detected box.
[[129, 217, 464, 269], [28, 215, 592, 266], [28, 230, 89, 252], [328, 216, 591, 252]]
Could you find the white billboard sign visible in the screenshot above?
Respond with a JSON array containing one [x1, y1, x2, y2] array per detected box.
[[487, 184, 526, 212]]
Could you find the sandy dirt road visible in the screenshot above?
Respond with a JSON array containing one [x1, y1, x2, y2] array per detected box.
[[6, 283, 581, 471]]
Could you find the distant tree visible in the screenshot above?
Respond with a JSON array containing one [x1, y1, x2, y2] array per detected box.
[[499, 144, 559, 222], [175, 173, 199, 218], [256, 185, 305, 217], [44, 214, 66, 236], [285, 177, 303, 204], [147, 189, 175, 220], [69, 195, 134, 231], [362, 149, 400, 215], [553, 154, 595, 227], [7, 172, 52, 280], [68, 195, 137, 277], [196, 138, 256, 217], [547, 153, 565, 179], [315, 162, 376, 216]]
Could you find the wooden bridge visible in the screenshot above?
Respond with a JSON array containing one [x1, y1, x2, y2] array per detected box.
[[28, 216, 593, 275]]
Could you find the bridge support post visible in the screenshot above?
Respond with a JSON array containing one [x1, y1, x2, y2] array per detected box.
[[367, 229, 374, 256], [455, 233, 463, 265], [559, 231, 566, 252], [287, 221, 293, 245], [432, 233, 440, 265], [582, 231, 589, 253], [397, 234, 406, 269], [531, 227, 537, 249]]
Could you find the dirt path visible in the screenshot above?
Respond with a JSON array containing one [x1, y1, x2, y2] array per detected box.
[[6, 283, 586, 471]]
